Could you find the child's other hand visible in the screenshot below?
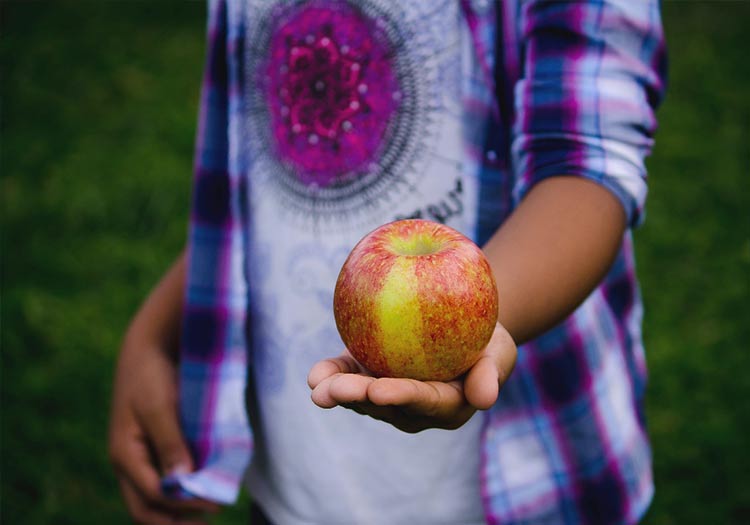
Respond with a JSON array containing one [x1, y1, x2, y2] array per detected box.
[[307, 323, 517, 433], [108, 341, 221, 525]]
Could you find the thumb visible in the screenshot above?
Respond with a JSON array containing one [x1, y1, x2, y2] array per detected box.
[[464, 323, 517, 410], [140, 405, 194, 476]]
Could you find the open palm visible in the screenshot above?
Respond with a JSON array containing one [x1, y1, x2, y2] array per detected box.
[[308, 322, 517, 433]]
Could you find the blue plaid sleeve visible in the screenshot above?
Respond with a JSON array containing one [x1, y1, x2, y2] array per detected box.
[[162, 0, 254, 504], [511, 0, 667, 226]]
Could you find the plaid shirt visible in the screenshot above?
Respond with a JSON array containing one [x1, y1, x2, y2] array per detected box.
[[164, 1, 667, 523]]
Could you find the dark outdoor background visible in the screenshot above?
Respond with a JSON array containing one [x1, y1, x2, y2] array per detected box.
[[2, 1, 748, 524]]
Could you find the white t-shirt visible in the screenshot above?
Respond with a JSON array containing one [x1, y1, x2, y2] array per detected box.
[[240, 1, 487, 523]]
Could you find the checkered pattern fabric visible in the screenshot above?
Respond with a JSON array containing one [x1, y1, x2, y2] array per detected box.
[[164, 1, 667, 523]]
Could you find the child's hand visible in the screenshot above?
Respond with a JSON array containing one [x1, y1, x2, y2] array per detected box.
[[108, 341, 221, 525], [108, 252, 220, 525], [307, 323, 517, 433]]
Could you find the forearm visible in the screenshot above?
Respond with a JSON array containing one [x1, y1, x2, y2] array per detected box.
[[483, 176, 626, 345], [121, 249, 187, 359]]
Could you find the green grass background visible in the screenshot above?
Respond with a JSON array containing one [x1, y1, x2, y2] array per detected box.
[[1, 1, 748, 524]]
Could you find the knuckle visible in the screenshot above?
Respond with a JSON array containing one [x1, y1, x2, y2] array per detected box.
[[424, 384, 444, 416], [402, 421, 426, 434], [442, 417, 466, 431]]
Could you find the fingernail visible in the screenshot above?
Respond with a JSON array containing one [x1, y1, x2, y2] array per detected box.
[[169, 463, 191, 477]]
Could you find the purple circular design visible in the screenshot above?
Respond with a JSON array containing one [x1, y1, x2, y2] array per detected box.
[[264, 2, 400, 187]]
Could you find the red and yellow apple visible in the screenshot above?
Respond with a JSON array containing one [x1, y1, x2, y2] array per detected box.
[[333, 219, 499, 382]]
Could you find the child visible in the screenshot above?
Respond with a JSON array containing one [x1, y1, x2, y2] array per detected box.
[[109, 1, 667, 523]]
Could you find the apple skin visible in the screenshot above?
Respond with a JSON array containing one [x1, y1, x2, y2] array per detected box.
[[333, 219, 499, 382]]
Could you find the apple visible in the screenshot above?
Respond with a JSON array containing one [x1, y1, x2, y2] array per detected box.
[[333, 219, 499, 382]]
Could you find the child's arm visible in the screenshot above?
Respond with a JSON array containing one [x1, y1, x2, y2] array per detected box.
[[308, 0, 665, 433], [308, 175, 625, 432], [484, 176, 626, 346], [108, 250, 221, 523]]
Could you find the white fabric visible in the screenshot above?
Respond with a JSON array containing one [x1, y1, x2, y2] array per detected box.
[[241, 1, 487, 523]]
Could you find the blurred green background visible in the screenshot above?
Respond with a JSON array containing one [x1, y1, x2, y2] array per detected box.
[[1, 1, 748, 524]]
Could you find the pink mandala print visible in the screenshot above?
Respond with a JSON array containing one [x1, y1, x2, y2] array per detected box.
[[265, 4, 400, 187], [244, 0, 438, 228]]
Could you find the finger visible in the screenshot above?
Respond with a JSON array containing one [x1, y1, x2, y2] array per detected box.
[[465, 325, 517, 410], [344, 402, 404, 425], [328, 374, 377, 404], [311, 374, 341, 408], [112, 433, 220, 515], [347, 399, 471, 434], [120, 478, 210, 525], [366, 378, 466, 418], [120, 478, 175, 525], [307, 354, 364, 389], [338, 401, 431, 434], [138, 398, 195, 478], [111, 429, 167, 505], [311, 371, 373, 408]]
